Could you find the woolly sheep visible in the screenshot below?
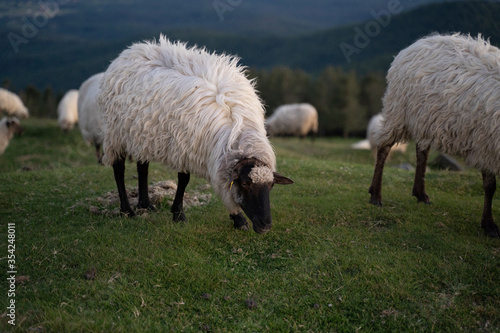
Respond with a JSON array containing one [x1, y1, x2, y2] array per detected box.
[[351, 138, 371, 150], [265, 103, 318, 138], [369, 33, 500, 238], [367, 113, 407, 157], [0, 117, 23, 155], [0, 88, 29, 119], [57, 89, 79, 131], [98, 36, 293, 233], [77, 73, 105, 162]]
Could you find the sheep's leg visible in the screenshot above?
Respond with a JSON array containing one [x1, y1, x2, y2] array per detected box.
[[412, 144, 431, 204], [172, 172, 190, 221], [112, 155, 135, 217], [369, 144, 392, 206], [230, 212, 249, 231], [481, 171, 499, 238], [137, 161, 156, 211], [95, 144, 103, 165]]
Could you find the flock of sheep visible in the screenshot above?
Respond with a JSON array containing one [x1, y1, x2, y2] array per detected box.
[[1, 33, 499, 237]]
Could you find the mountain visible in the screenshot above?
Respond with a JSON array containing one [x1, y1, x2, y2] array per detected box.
[[1, 1, 499, 92]]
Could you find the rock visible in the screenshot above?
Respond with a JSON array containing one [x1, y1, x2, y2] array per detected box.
[[429, 153, 464, 171], [84, 267, 97, 280], [245, 299, 258, 309]]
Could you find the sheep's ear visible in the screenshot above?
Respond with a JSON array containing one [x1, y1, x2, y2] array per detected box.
[[273, 173, 294, 185]]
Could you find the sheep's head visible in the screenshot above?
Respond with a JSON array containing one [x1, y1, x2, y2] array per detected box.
[[6, 117, 23, 136], [230, 158, 293, 234]]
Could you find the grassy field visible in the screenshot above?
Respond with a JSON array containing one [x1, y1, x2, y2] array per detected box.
[[1, 119, 499, 332]]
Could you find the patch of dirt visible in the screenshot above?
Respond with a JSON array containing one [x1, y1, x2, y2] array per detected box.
[[73, 181, 212, 216]]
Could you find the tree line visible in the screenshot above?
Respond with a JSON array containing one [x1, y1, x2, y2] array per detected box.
[[3, 66, 387, 137]]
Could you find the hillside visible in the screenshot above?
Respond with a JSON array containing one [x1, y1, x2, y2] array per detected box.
[[1, 1, 499, 91]]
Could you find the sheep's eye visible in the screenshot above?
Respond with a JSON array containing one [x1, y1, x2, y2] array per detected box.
[[240, 181, 251, 189]]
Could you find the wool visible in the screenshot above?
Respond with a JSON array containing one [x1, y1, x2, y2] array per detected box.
[[57, 89, 79, 131], [249, 165, 274, 184], [375, 33, 500, 175], [99, 36, 276, 214], [265, 103, 318, 137], [78, 73, 105, 147], [0, 88, 29, 119]]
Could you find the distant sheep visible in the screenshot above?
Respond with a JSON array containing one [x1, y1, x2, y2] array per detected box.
[[57, 89, 79, 131], [351, 138, 371, 150], [0, 117, 23, 155], [77, 73, 104, 162], [0, 88, 29, 119], [98, 36, 293, 233], [265, 103, 318, 138], [369, 33, 500, 238], [367, 113, 407, 157]]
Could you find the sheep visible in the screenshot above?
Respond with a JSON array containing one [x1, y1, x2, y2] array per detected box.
[[77, 73, 105, 162], [57, 89, 79, 132], [0, 117, 23, 155], [0, 88, 29, 119], [368, 33, 500, 238], [351, 138, 371, 150], [98, 36, 293, 233], [367, 113, 407, 158], [265, 103, 318, 138]]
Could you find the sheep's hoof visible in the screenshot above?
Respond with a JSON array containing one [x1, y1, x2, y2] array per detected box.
[[237, 224, 249, 232], [412, 191, 430, 204], [230, 213, 249, 231], [121, 209, 136, 217], [172, 211, 186, 222], [137, 203, 156, 211], [482, 220, 500, 238], [369, 196, 383, 207]]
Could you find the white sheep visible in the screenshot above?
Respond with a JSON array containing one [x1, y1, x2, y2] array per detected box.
[[98, 36, 293, 233], [265, 103, 318, 138], [0, 117, 23, 155], [367, 113, 407, 157], [369, 33, 500, 238], [351, 138, 371, 150], [77, 73, 105, 162], [0, 88, 29, 119], [57, 89, 79, 132]]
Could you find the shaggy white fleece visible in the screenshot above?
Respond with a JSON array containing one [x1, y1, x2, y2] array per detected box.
[[0, 88, 29, 119], [375, 33, 500, 175], [99, 36, 276, 214], [78, 73, 105, 147], [266, 103, 318, 137], [249, 166, 274, 184], [57, 89, 79, 131]]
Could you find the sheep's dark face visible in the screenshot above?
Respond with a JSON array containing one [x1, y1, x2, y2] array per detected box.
[[231, 158, 293, 234]]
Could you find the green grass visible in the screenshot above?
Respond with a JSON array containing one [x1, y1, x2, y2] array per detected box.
[[1, 119, 499, 332]]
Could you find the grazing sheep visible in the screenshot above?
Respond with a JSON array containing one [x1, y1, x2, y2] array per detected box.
[[77, 73, 105, 162], [367, 113, 407, 158], [369, 33, 500, 238], [0, 117, 23, 155], [351, 138, 371, 150], [0, 88, 29, 119], [98, 36, 293, 233], [265, 103, 318, 138], [57, 89, 79, 132]]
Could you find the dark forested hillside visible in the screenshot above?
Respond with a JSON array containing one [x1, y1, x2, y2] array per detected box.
[[1, 1, 499, 92], [2, 1, 500, 137]]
